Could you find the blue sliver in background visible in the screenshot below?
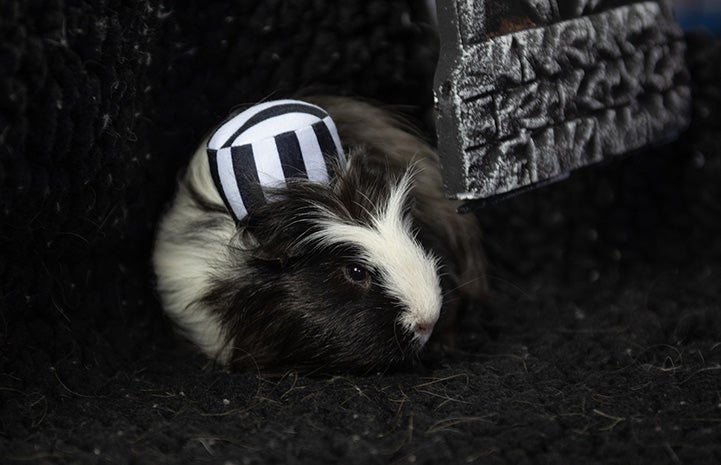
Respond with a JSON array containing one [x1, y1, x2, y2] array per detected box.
[[675, 0, 721, 35]]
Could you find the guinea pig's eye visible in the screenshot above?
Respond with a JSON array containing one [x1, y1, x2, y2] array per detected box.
[[344, 263, 370, 286]]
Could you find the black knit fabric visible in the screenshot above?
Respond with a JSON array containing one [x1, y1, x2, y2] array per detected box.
[[1, 1, 720, 463], [1, 0, 164, 389]]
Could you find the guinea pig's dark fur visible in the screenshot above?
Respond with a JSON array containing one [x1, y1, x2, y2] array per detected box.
[[152, 96, 486, 374]]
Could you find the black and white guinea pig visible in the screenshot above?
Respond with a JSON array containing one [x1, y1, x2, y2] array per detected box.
[[152, 96, 486, 373]]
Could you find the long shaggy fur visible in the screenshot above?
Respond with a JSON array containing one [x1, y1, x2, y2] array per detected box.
[[153, 96, 486, 374]]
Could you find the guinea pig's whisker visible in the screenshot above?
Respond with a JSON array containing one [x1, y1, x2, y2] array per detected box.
[[441, 275, 487, 297], [440, 296, 465, 307], [228, 344, 262, 376], [483, 273, 533, 299], [391, 320, 406, 356]]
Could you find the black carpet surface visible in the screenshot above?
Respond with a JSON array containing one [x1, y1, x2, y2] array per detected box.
[[1, 2, 720, 464]]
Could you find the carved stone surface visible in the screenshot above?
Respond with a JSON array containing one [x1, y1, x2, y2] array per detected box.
[[434, 0, 691, 200]]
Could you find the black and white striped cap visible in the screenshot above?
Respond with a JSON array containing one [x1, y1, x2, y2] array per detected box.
[[207, 99, 345, 221]]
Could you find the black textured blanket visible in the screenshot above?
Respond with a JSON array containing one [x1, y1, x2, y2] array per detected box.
[[1, 2, 720, 464]]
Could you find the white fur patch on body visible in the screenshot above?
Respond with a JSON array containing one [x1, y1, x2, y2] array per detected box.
[[306, 170, 443, 345], [153, 143, 236, 364]]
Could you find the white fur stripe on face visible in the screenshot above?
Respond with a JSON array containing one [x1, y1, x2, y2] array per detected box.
[[306, 172, 442, 339]]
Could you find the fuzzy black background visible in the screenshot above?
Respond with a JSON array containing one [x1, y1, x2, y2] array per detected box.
[[1, 1, 720, 464]]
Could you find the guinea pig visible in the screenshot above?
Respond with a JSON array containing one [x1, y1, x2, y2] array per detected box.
[[152, 96, 486, 374]]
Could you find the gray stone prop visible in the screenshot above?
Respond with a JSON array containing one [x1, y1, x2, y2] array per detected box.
[[434, 0, 691, 207]]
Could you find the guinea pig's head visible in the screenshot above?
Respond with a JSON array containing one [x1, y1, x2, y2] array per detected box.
[[203, 155, 443, 374]]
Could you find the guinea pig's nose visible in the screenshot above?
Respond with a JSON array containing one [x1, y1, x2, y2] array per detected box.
[[414, 321, 435, 336]]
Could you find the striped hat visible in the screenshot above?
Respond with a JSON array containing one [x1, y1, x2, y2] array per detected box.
[[207, 99, 346, 222]]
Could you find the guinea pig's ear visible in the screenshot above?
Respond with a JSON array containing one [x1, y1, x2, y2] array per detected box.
[[238, 227, 289, 266], [240, 207, 304, 267]]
